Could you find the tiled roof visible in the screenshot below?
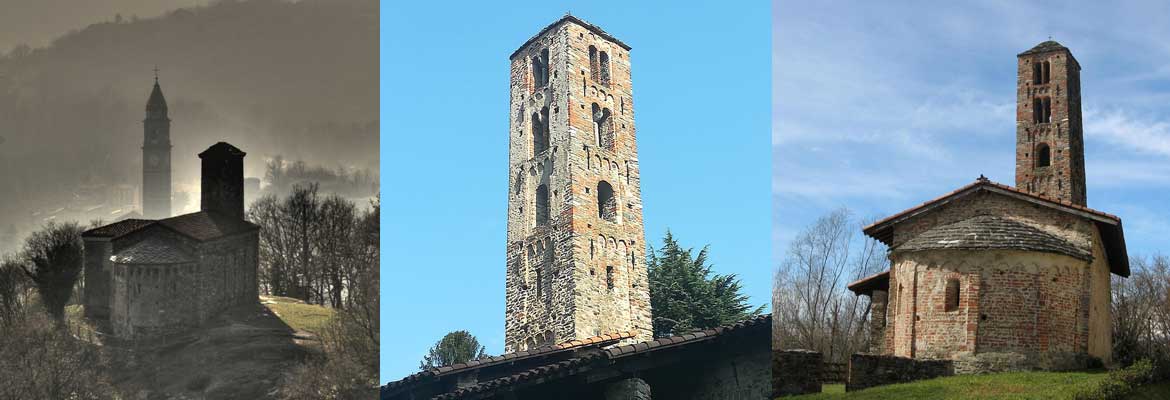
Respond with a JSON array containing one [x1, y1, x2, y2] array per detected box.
[[899, 215, 1091, 260], [157, 211, 258, 242], [82, 219, 155, 239], [384, 331, 636, 392], [847, 270, 890, 295], [862, 177, 1128, 276], [509, 13, 631, 60], [398, 315, 772, 400], [111, 236, 194, 265], [1019, 40, 1068, 56]]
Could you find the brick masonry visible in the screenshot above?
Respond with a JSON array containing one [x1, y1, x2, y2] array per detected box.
[[1015, 42, 1086, 206], [505, 17, 652, 353]]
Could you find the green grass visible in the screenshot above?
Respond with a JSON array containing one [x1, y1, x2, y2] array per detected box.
[[786, 371, 1110, 400], [261, 295, 334, 336]]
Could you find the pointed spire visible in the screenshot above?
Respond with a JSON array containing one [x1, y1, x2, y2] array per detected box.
[[146, 67, 168, 117]]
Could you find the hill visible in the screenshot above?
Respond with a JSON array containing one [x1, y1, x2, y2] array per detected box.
[[785, 370, 1167, 400], [68, 295, 334, 399]]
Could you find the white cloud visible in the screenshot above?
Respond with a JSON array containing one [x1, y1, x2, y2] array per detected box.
[[1085, 108, 1170, 157]]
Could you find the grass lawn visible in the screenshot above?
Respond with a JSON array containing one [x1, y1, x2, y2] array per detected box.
[[260, 295, 335, 336], [1127, 381, 1170, 399], [785, 371, 1110, 400]]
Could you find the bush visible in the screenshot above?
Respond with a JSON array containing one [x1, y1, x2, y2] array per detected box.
[[0, 305, 118, 399], [1073, 359, 1154, 400]]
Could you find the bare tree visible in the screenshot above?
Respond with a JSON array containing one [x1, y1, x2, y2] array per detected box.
[[1113, 254, 1170, 379], [773, 208, 887, 362]]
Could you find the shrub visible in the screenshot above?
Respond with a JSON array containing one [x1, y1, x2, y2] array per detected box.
[[1073, 359, 1154, 400]]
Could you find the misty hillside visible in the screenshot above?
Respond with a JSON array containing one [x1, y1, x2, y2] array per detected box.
[[0, 0, 378, 252]]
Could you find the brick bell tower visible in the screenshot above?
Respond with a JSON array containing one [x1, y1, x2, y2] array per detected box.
[[142, 68, 172, 219], [1015, 40, 1087, 206], [504, 15, 652, 353]]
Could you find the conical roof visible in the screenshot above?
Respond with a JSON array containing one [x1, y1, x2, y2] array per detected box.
[[146, 81, 167, 113]]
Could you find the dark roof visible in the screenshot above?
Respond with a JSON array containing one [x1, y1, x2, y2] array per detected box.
[[82, 211, 257, 243], [899, 215, 1091, 260], [391, 315, 771, 400], [157, 211, 258, 242], [111, 237, 194, 265], [383, 331, 636, 393], [1018, 40, 1080, 70], [198, 142, 246, 158], [82, 219, 155, 239], [509, 14, 631, 60], [848, 270, 889, 296], [863, 177, 1129, 277], [146, 81, 167, 112]]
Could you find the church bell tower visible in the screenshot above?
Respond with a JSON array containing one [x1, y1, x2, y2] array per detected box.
[[504, 15, 652, 353], [142, 69, 172, 219], [1015, 41, 1087, 206]]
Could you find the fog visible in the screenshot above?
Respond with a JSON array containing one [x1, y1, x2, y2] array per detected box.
[[0, 0, 378, 253]]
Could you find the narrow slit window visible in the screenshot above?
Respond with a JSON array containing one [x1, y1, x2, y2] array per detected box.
[[945, 278, 960, 312], [589, 46, 598, 82], [599, 51, 611, 86], [536, 184, 550, 226], [606, 266, 614, 290]]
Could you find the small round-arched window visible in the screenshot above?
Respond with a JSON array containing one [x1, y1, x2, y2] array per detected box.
[[597, 181, 616, 222], [1036, 143, 1051, 167]]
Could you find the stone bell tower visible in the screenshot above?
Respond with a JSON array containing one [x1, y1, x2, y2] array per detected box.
[[504, 15, 652, 353], [142, 69, 172, 219], [1015, 40, 1087, 205]]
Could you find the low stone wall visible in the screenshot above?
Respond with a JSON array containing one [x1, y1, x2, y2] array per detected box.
[[773, 349, 822, 397], [846, 354, 954, 392], [954, 352, 1102, 374]]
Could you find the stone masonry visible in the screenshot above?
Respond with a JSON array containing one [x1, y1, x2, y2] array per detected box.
[[505, 15, 652, 352], [1015, 41, 1086, 206]]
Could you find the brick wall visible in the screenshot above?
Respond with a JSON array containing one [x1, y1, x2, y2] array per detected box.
[[1015, 47, 1086, 205]]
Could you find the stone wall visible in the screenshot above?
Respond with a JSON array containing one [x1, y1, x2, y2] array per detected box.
[[197, 232, 259, 323], [846, 354, 953, 392], [772, 350, 822, 397], [680, 343, 770, 400], [504, 17, 651, 352], [82, 238, 113, 320], [111, 261, 199, 338], [1015, 45, 1086, 205]]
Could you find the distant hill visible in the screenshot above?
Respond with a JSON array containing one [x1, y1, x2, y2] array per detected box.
[[0, 0, 378, 253]]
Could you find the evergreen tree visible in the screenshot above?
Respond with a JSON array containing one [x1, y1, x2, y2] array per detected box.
[[647, 231, 763, 337], [419, 330, 487, 370]]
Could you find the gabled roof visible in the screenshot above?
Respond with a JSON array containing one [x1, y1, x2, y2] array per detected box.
[[111, 236, 194, 265], [82, 218, 155, 239], [157, 211, 259, 242], [384, 314, 771, 400], [81, 211, 258, 243], [900, 215, 1091, 261], [863, 177, 1128, 277], [509, 14, 631, 60]]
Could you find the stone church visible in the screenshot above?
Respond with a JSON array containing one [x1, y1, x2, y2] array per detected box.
[[848, 41, 1129, 373], [383, 15, 770, 400], [82, 79, 259, 339]]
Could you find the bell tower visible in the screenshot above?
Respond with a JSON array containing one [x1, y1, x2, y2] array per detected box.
[[504, 15, 652, 352], [142, 69, 172, 219], [1015, 41, 1087, 205]]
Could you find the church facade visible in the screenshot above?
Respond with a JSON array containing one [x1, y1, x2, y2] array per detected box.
[[82, 79, 259, 339], [848, 41, 1129, 372]]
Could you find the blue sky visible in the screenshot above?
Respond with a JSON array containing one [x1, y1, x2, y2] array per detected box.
[[382, 1, 770, 383], [773, 2, 1170, 265]]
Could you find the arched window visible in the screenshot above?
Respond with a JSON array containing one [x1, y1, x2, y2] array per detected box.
[[532, 107, 550, 155], [531, 48, 550, 88], [589, 46, 599, 82], [597, 181, 616, 222], [1033, 62, 1042, 84], [945, 278, 960, 312], [536, 184, 550, 226], [599, 51, 611, 86], [592, 103, 614, 150], [1042, 61, 1051, 84], [1037, 143, 1051, 167], [1034, 97, 1051, 123]]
